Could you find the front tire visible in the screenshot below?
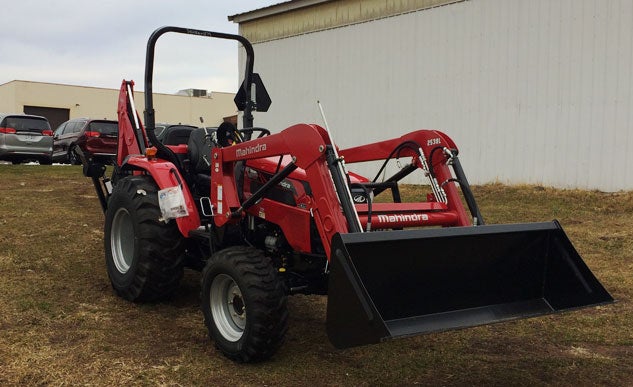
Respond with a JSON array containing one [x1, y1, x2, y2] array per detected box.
[[104, 176, 185, 302], [68, 146, 81, 165], [201, 246, 288, 362]]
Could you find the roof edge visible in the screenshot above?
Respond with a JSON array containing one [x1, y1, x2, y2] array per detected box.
[[1, 80, 235, 97], [228, 0, 335, 23]]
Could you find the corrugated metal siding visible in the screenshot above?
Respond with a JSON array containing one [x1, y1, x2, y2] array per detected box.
[[244, 0, 633, 191]]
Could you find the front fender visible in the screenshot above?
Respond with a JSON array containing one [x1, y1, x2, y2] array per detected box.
[[124, 156, 200, 237]]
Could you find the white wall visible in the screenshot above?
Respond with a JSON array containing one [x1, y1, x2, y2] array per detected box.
[[244, 0, 633, 191]]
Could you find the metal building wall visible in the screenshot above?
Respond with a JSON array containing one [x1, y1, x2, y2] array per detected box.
[[235, 0, 459, 43], [244, 0, 633, 191]]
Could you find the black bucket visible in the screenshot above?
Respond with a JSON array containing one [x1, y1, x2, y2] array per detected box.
[[326, 221, 613, 349]]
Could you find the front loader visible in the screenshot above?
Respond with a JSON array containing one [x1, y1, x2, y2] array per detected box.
[[83, 26, 613, 363]]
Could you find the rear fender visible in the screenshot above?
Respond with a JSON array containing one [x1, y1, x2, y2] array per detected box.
[[124, 156, 200, 237]]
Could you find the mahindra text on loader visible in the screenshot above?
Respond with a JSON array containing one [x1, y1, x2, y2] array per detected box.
[[81, 26, 613, 363]]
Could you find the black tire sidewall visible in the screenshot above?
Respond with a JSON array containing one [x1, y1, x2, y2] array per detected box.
[[201, 260, 247, 357], [104, 180, 141, 292], [201, 246, 288, 362], [103, 176, 185, 302]]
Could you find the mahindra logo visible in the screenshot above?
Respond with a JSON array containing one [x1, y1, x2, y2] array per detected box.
[[235, 143, 267, 158], [377, 213, 429, 223], [353, 194, 367, 203]]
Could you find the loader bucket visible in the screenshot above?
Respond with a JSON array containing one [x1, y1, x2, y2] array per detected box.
[[326, 221, 613, 349]]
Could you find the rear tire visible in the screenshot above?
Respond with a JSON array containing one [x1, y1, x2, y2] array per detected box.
[[201, 246, 288, 362], [104, 176, 185, 302]]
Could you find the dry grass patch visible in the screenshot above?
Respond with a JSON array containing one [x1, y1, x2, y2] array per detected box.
[[1, 166, 632, 385]]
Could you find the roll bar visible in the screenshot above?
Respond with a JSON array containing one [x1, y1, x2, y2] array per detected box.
[[143, 26, 257, 164]]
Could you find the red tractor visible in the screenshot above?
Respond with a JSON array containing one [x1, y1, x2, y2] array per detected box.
[[82, 27, 612, 363]]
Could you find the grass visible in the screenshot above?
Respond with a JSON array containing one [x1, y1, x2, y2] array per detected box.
[[1, 165, 632, 385]]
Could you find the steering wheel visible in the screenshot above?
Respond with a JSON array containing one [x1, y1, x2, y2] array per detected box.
[[217, 122, 240, 147], [238, 127, 271, 141]]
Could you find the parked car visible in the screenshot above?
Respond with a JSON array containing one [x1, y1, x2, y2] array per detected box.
[[154, 123, 198, 145], [52, 118, 118, 164], [0, 113, 53, 165]]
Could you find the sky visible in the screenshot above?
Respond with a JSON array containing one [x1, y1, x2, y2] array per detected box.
[[1, 1, 281, 94]]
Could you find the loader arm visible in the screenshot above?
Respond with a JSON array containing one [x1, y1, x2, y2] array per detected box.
[[211, 123, 354, 258], [339, 130, 472, 226]]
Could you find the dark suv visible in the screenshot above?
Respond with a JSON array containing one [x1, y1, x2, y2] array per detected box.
[[52, 118, 118, 164], [154, 123, 198, 145], [0, 113, 53, 164]]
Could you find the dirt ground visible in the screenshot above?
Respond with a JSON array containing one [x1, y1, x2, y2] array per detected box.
[[1, 165, 631, 386]]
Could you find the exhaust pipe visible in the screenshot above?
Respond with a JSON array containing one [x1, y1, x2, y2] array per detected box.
[[326, 221, 613, 349]]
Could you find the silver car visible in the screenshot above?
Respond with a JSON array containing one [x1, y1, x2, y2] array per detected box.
[[0, 113, 53, 164]]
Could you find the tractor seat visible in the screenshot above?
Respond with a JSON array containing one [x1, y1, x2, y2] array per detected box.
[[187, 127, 217, 174], [186, 127, 218, 199], [161, 125, 196, 145]]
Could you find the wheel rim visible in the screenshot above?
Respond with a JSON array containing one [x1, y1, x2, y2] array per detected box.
[[210, 274, 246, 342], [110, 207, 135, 274]]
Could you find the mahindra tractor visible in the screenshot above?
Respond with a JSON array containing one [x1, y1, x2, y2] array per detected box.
[[81, 27, 612, 363]]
